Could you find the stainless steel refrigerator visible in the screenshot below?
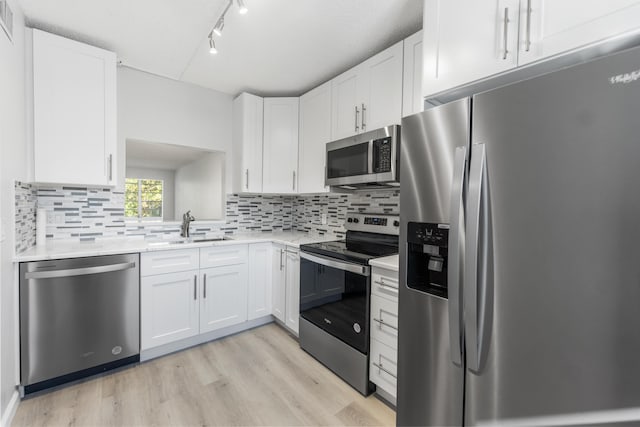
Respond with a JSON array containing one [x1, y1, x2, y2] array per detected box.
[[397, 45, 640, 427]]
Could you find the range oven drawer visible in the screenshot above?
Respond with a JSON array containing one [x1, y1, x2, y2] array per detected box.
[[299, 252, 371, 354]]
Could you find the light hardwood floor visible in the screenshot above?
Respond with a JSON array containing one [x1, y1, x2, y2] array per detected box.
[[13, 323, 395, 426]]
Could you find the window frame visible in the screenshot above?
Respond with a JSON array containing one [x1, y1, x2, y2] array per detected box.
[[125, 178, 164, 221]]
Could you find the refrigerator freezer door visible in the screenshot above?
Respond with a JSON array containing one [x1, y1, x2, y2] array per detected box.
[[466, 45, 640, 426], [397, 98, 470, 426]]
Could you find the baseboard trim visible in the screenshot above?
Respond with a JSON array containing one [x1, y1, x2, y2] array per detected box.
[[1, 390, 19, 427], [141, 315, 274, 362]]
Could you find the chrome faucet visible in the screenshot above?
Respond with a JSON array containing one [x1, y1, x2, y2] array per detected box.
[[180, 210, 195, 238]]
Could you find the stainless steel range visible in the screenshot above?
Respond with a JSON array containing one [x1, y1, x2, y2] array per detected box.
[[298, 213, 399, 395]]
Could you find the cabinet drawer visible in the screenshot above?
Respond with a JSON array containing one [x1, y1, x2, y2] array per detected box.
[[200, 244, 248, 268], [371, 268, 399, 302], [141, 249, 199, 276], [370, 294, 398, 349], [370, 339, 397, 398]]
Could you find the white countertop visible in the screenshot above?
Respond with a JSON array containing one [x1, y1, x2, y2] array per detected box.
[[14, 231, 338, 263], [369, 254, 399, 272]]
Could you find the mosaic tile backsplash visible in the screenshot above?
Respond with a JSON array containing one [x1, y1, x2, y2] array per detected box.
[[15, 181, 37, 253], [15, 181, 400, 252]]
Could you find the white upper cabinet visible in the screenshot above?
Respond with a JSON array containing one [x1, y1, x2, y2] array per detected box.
[[422, 0, 519, 98], [331, 42, 403, 140], [31, 29, 117, 186], [363, 41, 403, 131], [232, 93, 264, 193], [422, 0, 640, 98], [518, 0, 640, 65], [402, 30, 424, 117], [262, 97, 299, 194], [331, 67, 361, 140], [298, 81, 331, 194]]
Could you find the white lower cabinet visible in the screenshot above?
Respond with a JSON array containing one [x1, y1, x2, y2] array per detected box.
[[284, 248, 300, 334], [272, 244, 286, 323], [370, 339, 398, 396], [272, 244, 300, 335], [141, 244, 262, 354], [141, 270, 200, 350], [248, 243, 273, 320], [200, 264, 248, 333], [369, 266, 399, 401]]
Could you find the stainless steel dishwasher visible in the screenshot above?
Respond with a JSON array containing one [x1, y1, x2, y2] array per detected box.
[[20, 253, 140, 394]]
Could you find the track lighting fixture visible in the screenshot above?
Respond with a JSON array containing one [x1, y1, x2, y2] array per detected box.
[[237, 0, 248, 15], [213, 16, 224, 37], [206, 0, 248, 55], [208, 34, 218, 54]]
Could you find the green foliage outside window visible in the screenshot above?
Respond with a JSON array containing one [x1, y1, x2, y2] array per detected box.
[[125, 178, 163, 219]]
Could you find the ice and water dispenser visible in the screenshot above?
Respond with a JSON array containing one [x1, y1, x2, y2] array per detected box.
[[406, 222, 449, 298]]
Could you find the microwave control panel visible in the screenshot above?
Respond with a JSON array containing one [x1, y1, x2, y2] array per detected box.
[[372, 137, 392, 173]]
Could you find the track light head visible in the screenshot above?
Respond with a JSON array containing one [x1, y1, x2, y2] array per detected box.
[[237, 0, 248, 14], [208, 35, 218, 54], [213, 17, 224, 37]]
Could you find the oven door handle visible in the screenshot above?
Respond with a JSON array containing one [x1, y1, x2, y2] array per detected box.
[[300, 252, 370, 276]]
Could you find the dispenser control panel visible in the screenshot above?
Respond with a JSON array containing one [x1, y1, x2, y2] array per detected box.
[[408, 222, 449, 247]]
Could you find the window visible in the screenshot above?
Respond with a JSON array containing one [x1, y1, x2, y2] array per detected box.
[[125, 178, 163, 220]]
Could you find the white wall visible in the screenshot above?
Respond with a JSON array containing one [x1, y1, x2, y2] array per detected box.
[[175, 152, 225, 220], [118, 68, 234, 193], [0, 0, 26, 423], [125, 167, 176, 221]]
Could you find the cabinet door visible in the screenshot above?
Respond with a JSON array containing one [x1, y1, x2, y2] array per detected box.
[[518, 0, 640, 65], [248, 243, 272, 320], [272, 244, 286, 323], [361, 41, 403, 131], [285, 249, 300, 335], [262, 98, 299, 194], [32, 29, 117, 186], [232, 93, 263, 193], [402, 31, 424, 117], [422, 0, 519, 98], [200, 264, 248, 333], [141, 270, 199, 350], [298, 82, 331, 194], [331, 67, 361, 140]]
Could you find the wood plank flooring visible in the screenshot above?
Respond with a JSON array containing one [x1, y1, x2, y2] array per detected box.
[[13, 323, 395, 426]]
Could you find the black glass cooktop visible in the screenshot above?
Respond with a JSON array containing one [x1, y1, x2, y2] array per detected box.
[[300, 231, 399, 265]]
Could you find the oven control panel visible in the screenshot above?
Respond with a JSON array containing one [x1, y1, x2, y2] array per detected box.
[[345, 214, 400, 235]]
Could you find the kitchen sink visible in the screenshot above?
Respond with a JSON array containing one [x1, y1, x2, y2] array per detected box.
[[192, 236, 234, 242], [148, 236, 233, 246]]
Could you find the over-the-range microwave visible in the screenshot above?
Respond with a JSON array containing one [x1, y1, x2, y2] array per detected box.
[[325, 125, 400, 189]]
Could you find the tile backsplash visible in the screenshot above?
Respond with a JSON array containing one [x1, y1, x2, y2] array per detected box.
[[295, 190, 399, 238], [14, 181, 400, 253], [15, 181, 37, 253]]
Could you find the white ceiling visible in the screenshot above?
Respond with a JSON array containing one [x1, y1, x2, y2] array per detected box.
[[18, 0, 423, 96], [126, 139, 215, 170]]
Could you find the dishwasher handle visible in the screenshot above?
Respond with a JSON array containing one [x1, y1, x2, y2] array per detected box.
[[24, 262, 136, 280]]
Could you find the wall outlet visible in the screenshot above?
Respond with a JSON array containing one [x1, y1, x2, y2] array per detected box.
[[321, 213, 327, 225]]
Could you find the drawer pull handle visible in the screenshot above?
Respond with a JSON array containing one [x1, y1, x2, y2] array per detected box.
[[374, 280, 398, 293], [372, 362, 397, 379], [372, 318, 398, 331]]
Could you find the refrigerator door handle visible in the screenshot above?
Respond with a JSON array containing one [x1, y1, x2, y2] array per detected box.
[[465, 143, 494, 374], [448, 146, 467, 366]]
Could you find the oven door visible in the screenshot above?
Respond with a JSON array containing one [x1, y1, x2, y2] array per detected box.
[[299, 252, 371, 354]]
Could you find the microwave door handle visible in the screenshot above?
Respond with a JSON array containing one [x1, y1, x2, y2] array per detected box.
[[368, 140, 374, 174]]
